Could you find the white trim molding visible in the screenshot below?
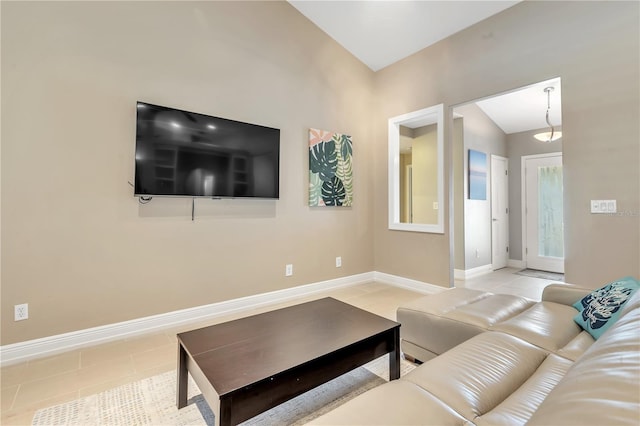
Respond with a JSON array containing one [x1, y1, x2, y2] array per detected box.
[[507, 259, 525, 269], [1, 272, 375, 367], [388, 104, 445, 234], [373, 272, 446, 294], [454, 264, 493, 280], [0, 271, 447, 367]]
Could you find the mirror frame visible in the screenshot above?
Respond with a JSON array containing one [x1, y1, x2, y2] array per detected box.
[[388, 104, 444, 233]]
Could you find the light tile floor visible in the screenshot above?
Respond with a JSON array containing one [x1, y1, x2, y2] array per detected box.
[[456, 267, 564, 300], [0, 269, 559, 425]]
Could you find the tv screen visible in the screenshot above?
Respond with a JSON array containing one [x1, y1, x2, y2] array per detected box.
[[134, 102, 280, 199]]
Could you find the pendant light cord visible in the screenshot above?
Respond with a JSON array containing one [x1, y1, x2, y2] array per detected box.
[[544, 87, 555, 142]]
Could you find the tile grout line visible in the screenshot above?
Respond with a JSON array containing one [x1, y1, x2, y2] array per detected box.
[[8, 383, 20, 412]]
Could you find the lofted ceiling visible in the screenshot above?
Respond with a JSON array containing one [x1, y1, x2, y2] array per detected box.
[[288, 1, 521, 72], [288, 1, 562, 134]]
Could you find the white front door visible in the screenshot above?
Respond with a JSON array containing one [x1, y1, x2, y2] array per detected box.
[[491, 155, 509, 270], [523, 153, 564, 273]]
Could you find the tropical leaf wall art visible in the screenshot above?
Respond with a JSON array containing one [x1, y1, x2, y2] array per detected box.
[[309, 128, 353, 207]]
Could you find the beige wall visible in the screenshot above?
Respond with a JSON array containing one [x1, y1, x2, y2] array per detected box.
[[411, 124, 438, 225], [453, 118, 465, 270], [374, 1, 639, 288], [2, 1, 639, 346], [398, 124, 438, 225], [453, 103, 507, 271], [1, 2, 376, 345], [399, 153, 411, 223]]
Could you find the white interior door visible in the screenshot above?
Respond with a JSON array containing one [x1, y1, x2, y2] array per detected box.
[[491, 155, 509, 270], [524, 153, 564, 273]]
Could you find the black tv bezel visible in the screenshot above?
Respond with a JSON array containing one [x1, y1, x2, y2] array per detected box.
[[133, 101, 280, 200]]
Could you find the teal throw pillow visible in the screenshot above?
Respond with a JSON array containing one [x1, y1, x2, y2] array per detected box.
[[573, 276, 640, 339]]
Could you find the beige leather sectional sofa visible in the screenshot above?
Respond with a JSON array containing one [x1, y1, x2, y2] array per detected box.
[[311, 284, 640, 425]]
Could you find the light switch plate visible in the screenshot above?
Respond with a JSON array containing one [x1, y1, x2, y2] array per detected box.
[[591, 200, 617, 214]]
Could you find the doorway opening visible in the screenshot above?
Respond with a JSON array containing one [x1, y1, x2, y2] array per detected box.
[[452, 77, 564, 282]]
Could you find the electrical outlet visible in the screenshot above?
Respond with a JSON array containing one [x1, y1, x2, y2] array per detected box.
[[285, 264, 293, 277], [336, 256, 342, 268], [475, 249, 480, 258], [15, 303, 28, 321]]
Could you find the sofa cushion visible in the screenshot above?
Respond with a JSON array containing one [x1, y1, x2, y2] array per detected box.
[[489, 302, 582, 352], [307, 380, 468, 425], [528, 290, 640, 425], [398, 288, 533, 360], [572, 276, 639, 339], [402, 331, 547, 421], [541, 283, 592, 306], [474, 354, 572, 425], [555, 331, 594, 361], [397, 288, 490, 359], [312, 287, 639, 426]]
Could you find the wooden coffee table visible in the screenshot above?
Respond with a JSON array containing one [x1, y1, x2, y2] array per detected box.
[[176, 297, 400, 426]]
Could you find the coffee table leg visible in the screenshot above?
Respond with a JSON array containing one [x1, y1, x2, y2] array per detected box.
[[177, 343, 188, 409], [389, 327, 400, 380]]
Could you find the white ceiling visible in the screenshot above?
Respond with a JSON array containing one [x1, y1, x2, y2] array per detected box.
[[474, 77, 562, 134], [289, 0, 561, 135], [288, 1, 520, 72]]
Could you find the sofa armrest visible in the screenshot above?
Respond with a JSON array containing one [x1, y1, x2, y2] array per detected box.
[[542, 284, 592, 306]]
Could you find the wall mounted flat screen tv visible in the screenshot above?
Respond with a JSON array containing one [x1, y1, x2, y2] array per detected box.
[[134, 102, 280, 199]]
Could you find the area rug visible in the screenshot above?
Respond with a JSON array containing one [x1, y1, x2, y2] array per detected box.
[[32, 355, 415, 426], [516, 268, 564, 281]]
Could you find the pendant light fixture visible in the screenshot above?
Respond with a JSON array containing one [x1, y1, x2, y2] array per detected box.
[[534, 86, 562, 142]]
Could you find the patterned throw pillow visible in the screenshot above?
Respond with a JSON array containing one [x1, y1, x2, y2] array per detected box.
[[573, 276, 640, 339]]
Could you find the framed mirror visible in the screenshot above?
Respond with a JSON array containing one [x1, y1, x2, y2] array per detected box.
[[388, 104, 444, 233]]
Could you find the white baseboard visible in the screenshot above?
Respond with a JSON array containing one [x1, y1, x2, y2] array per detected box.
[[373, 272, 446, 294], [0, 272, 374, 367], [0, 271, 446, 367], [454, 264, 493, 280], [507, 259, 525, 269]]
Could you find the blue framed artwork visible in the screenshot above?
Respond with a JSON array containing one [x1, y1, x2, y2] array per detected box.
[[468, 149, 487, 200]]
